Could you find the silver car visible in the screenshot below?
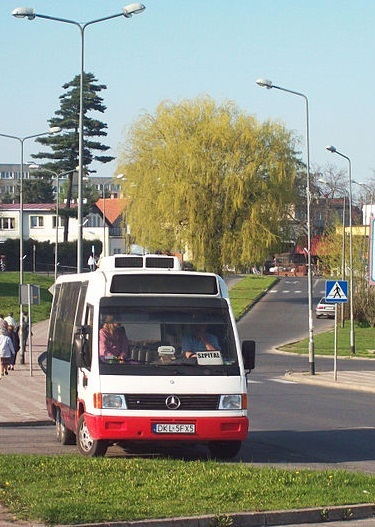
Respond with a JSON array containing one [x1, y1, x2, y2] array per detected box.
[[316, 297, 335, 319]]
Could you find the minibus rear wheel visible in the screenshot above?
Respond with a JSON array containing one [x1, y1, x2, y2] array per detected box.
[[55, 408, 75, 445], [208, 440, 242, 460], [77, 414, 108, 457]]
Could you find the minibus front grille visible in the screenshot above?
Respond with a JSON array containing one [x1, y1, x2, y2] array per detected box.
[[125, 394, 220, 410]]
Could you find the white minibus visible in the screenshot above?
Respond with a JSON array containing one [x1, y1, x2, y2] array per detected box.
[[45, 254, 255, 458]]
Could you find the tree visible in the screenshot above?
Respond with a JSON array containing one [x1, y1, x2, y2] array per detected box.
[[311, 163, 347, 235], [116, 96, 301, 274], [23, 177, 55, 204], [31, 72, 114, 241], [315, 224, 373, 324]]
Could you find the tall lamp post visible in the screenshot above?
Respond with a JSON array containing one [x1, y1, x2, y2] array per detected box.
[[12, 3, 146, 272], [98, 183, 107, 257], [256, 78, 315, 374], [326, 145, 355, 355], [0, 126, 60, 363]]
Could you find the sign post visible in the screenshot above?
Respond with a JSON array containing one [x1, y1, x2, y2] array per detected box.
[[325, 280, 348, 381], [369, 216, 375, 286], [19, 284, 40, 376]]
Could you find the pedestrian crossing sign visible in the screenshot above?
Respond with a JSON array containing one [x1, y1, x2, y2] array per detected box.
[[325, 280, 348, 303]]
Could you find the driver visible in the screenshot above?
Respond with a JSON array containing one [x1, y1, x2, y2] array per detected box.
[[182, 324, 220, 360]]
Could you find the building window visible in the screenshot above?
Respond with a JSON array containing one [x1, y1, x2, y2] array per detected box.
[[30, 216, 44, 228], [53, 216, 66, 228], [0, 217, 15, 230], [0, 172, 16, 180], [0, 185, 16, 194]]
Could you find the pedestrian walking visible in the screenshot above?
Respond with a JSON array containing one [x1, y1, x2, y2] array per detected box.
[[0, 319, 15, 377], [21, 311, 30, 350], [7, 322, 20, 370]]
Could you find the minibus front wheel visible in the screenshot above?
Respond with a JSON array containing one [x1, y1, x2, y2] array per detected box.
[[77, 414, 108, 457]]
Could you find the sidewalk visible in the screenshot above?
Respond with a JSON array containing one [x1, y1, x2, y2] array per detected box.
[[0, 319, 49, 426], [286, 369, 375, 393]]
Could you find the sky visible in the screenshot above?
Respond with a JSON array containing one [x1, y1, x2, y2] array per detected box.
[[1, 0, 375, 192]]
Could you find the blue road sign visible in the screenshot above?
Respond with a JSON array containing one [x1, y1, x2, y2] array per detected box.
[[325, 280, 348, 303]]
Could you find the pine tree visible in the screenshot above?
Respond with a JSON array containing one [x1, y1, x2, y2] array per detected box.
[[32, 72, 114, 241]]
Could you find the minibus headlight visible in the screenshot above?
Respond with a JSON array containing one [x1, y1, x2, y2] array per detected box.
[[102, 394, 127, 409], [219, 394, 242, 410]]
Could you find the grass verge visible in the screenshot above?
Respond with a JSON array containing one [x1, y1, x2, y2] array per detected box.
[[0, 272, 54, 323], [228, 275, 277, 320], [0, 455, 374, 525], [280, 323, 375, 358]]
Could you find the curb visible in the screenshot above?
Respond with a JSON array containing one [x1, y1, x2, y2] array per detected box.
[[0, 420, 52, 428], [285, 371, 375, 394], [2, 503, 372, 527], [236, 277, 279, 322]]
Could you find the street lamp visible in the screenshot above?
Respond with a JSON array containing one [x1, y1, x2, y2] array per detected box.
[[256, 78, 315, 374], [326, 145, 355, 355], [96, 182, 107, 257], [116, 173, 133, 253], [12, 3, 146, 272], [29, 165, 77, 281], [0, 126, 60, 363]]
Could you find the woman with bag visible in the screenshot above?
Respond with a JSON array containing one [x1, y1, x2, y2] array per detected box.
[[0, 319, 15, 377]]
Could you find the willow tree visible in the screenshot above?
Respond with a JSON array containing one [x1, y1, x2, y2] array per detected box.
[[117, 96, 300, 273]]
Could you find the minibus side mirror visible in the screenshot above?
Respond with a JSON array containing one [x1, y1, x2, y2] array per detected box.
[[38, 351, 48, 374], [74, 325, 91, 369], [242, 340, 256, 372]]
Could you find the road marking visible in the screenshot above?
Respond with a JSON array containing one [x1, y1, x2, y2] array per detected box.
[[247, 378, 297, 385], [270, 289, 304, 294], [270, 378, 297, 384]]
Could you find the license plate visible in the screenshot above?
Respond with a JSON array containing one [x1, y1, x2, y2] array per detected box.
[[152, 423, 195, 434]]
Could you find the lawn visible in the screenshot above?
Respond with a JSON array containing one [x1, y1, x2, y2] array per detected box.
[[0, 455, 374, 525], [0, 272, 54, 323], [228, 274, 277, 320], [280, 322, 375, 358]]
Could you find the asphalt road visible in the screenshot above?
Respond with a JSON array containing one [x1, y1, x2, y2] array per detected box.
[[238, 276, 375, 473]]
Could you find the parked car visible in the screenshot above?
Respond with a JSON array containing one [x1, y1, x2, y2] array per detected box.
[[316, 297, 335, 319]]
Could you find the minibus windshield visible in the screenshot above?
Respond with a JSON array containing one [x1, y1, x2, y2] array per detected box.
[[98, 304, 239, 376]]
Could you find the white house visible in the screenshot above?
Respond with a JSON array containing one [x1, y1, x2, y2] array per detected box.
[[0, 197, 129, 256]]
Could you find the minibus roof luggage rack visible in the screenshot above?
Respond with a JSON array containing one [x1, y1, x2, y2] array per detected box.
[[98, 254, 182, 271]]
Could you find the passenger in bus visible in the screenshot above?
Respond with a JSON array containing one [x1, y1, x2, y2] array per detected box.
[[99, 316, 129, 363], [182, 324, 220, 360]]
